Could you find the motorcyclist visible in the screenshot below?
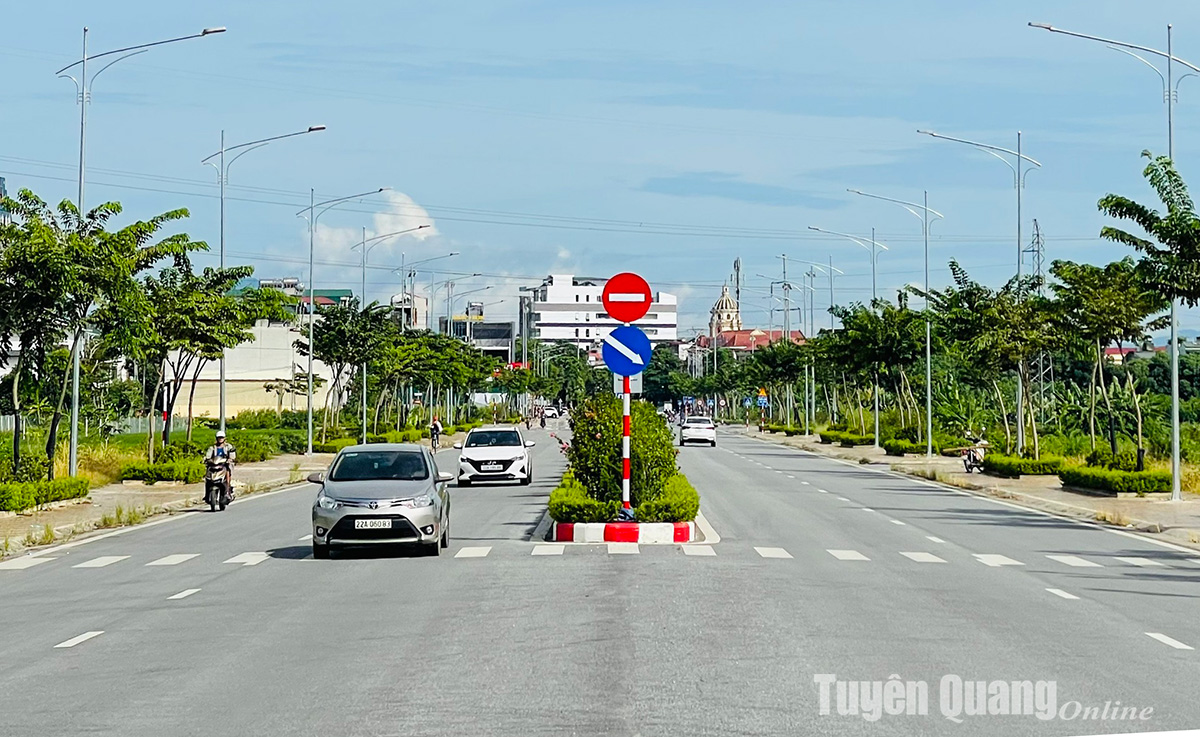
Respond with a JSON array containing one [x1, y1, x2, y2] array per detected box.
[[203, 431, 237, 505], [429, 416, 444, 450]]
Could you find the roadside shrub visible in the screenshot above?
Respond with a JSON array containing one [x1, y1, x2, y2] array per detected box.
[[0, 478, 89, 512], [883, 438, 919, 456], [313, 438, 358, 454], [227, 409, 307, 430], [158, 440, 205, 463], [783, 426, 802, 436], [568, 393, 677, 506], [837, 433, 874, 447], [1085, 447, 1138, 472], [548, 472, 619, 522], [982, 453, 1063, 478], [819, 430, 843, 444], [119, 460, 205, 484], [384, 429, 423, 444], [0, 447, 52, 483], [1059, 465, 1171, 496], [634, 474, 700, 522], [227, 432, 279, 463], [1039, 432, 1092, 459]]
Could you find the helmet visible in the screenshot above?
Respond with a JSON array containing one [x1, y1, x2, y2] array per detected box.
[[215, 430, 226, 439]]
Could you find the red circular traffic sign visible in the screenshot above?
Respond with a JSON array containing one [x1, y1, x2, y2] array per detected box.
[[602, 272, 652, 323]]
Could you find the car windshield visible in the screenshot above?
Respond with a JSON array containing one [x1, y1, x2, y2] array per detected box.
[[329, 450, 428, 481], [687, 418, 712, 425], [466, 430, 522, 447]]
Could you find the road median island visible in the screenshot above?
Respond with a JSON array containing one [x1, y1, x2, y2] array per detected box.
[[541, 394, 702, 543]]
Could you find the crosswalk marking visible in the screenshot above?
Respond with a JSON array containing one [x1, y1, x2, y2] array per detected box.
[[168, 588, 201, 600], [682, 545, 716, 556], [72, 556, 129, 569], [54, 631, 104, 649], [1115, 557, 1164, 567], [1046, 555, 1102, 568], [1146, 632, 1194, 650], [755, 546, 793, 559], [1046, 588, 1080, 600], [223, 552, 269, 566], [531, 545, 564, 556], [827, 549, 870, 561], [974, 554, 1024, 567], [926, 536, 946, 544], [455, 546, 492, 558], [146, 554, 199, 567], [608, 543, 639, 554], [0, 556, 56, 570], [900, 552, 946, 563]]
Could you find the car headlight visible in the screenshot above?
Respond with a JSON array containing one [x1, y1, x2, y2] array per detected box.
[[400, 493, 434, 508], [316, 492, 340, 510]]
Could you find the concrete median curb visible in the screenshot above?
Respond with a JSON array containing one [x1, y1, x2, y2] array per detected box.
[[550, 521, 695, 543]]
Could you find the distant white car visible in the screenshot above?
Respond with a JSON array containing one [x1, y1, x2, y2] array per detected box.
[[680, 416, 717, 447], [455, 426, 535, 486], [542, 406, 559, 419]]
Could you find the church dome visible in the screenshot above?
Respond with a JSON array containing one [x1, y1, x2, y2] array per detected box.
[[713, 285, 737, 312]]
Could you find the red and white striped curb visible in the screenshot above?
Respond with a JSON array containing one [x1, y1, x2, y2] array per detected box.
[[550, 521, 695, 543]]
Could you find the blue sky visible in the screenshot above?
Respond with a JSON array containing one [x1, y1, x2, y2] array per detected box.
[[4, 0, 1200, 335]]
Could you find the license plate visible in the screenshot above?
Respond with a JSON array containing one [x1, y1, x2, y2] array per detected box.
[[481, 462, 503, 471], [354, 519, 392, 529]]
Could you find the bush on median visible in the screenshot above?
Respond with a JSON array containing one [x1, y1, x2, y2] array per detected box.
[[313, 438, 359, 454], [548, 472, 619, 523], [1058, 465, 1171, 496], [0, 478, 90, 512], [981, 453, 1064, 478], [118, 459, 205, 484], [634, 474, 700, 522], [882, 438, 919, 456]]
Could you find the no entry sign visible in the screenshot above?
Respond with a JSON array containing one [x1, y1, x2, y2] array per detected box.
[[602, 272, 652, 324]]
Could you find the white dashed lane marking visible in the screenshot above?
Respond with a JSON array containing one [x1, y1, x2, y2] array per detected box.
[[1145, 632, 1194, 650], [531, 545, 564, 556], [223, 552, 269, 566], [861, 507, 875, 512], [1046, 588, 1080, 600], [1115, 557, 1165, 567], [890, 520, 907, 526], [900, 552, 946, 564], [682, 545, 717, 556], [168, 588, 201, 600], [1046, 555, 1102, 568], [827, 549, 870, 561], [54, 631, 104, 649], [0, 556, 56, 570], [926, 536, 945, 544], [146, 554, 199, 566], [755, 547, 793, 559], [72, 556, 129, 569], [608, 543, 639, 555], [455, 546, 492, 558], [973, 554, 1024, 567]]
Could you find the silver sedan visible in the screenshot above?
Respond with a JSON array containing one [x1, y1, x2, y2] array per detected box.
[[309, 444, 452, 558]]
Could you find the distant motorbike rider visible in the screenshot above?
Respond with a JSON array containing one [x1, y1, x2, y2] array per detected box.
[[204, 431, 237, 505]]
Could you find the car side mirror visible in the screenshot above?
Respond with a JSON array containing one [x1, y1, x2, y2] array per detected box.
[[306, 472, 325, 484], [452, 442, 463, 449], [437, 472, 454, 483], [525, 440, 536, 448]]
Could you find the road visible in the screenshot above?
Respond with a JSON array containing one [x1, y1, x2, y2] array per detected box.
[[2, 426, 1199, 736]]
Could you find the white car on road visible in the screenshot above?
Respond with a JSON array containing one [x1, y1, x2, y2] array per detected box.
[[454, 426, 535, 486], [680, 416, 717, 447]]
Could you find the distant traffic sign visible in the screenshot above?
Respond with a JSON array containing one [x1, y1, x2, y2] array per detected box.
[[602, 325, 653, 376], [757, 396, 769, 408], [602, 272, 653, 324]]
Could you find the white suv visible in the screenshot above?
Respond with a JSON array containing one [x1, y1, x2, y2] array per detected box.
[[680, 416, 717, 447], [454, 427, 534, 486]]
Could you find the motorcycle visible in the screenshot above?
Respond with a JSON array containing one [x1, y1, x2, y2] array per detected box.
[[963, 440, 989, 474], [204, 457, 233, 512]]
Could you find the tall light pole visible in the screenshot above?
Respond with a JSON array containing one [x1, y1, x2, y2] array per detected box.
[[1029, 22, 1196, 499], [202, 124, 326, 431], [351, 225, 430, 443], [850, 188, 944, 458], [56, 25, 225, 476], [295, 187, 389, 455], [449, 286, 494, 338], [918, 129, 1041, 452], [393, 252, 459, 329], [809, 227, 890, 445]]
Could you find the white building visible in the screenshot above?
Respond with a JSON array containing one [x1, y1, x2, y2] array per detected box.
[[527, 274, 678, 351]]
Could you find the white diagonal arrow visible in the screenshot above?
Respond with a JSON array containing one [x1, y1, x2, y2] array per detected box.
[[604, 333, 645, 365]]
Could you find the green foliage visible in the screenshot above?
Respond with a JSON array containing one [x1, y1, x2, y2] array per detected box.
[[634, 474, 700, 522], [0, 445, 51, 483], [1085, 447, 1139, 472], [1059, 465, 1172, 496], [118, 460, 205, 484], [1039, 432, 1093, 459], [229, 409, 309, 430], [383, 429, 423, 444], [882, 438, 922, 456], [0, 478, 89, 512], [981, 454, 1064, 478], [225, 432, 279, 463], [567, 394, 678, 505], [819, 429, 873, 446], [313, 438, 359, 453], [548, 472, 619, 522]]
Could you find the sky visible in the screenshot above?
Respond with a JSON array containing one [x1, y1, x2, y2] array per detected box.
[[4, 0, 1200, 337]]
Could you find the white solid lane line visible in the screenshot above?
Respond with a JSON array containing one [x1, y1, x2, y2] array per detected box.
[[455, 546, 492, 558], [827, 549, 870, 561], [900, 552, 946, 564], [1145, 632, 1194, 650], [682, 545, 716, 556], [54, 631, 104, 649], [0, 556, 56, 570], [890, 520, 907, 526], [72, 556, 129, 569], [926, 536, 946, 543], [223, 552, 269, 566], [755, 546, 793, 559], [1046, 554, 1103, 568], [168, 588, 201, 600], [531, 545, 564, 556], [1046, 588, 1080, 600], [607, 543, 639, 554], [146, 554, 199, 566], [1115, 557, 1165, 567], [973, 554, 1025, 567]]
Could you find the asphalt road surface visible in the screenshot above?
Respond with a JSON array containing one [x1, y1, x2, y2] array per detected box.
[[3, 426, 1199, 736]]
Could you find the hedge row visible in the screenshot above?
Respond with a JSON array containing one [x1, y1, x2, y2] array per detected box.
[[820, 430, 873, 447], [882, 438, 915, 456], [634, 474, 700, 522], [548, 472, 620, 523], [119, 460, 206, 484], [981, 454, 1064, 478], [0, 478, 90, 512], [1059, 466, 1171, 496]]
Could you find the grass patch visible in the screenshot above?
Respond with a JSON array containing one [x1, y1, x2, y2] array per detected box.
[[1095, 508, 1133, 527], [289, 462, 303, 484]]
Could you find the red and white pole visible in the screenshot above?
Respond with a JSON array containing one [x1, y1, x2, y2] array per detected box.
[[622, 374, 631, 510]]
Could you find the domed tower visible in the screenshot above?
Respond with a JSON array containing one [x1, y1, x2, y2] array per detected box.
[[709, 284, 742, 334]]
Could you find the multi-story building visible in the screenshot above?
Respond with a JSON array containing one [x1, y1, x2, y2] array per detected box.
[[524, 274, 678, 351], [0, 176, 10, 225]]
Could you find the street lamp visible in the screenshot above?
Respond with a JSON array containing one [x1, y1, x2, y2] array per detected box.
[[449, 285, 494, 337], [393, 252, 459, 330], [350, 225, 431, 443], [429, 275, 482, 331], [202, 124, 326, 431], [56, 25, 225, 477], [295, 187, 390, 455], [850, 188, 945, 458], [1029, 22, 1197, 500], [918, 128, 1041, 453]]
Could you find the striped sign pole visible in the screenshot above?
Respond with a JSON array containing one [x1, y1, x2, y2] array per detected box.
[[622, 374, 631, 510]]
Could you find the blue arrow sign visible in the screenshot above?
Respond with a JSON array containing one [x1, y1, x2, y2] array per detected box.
[[602, 325, 653, 377]]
